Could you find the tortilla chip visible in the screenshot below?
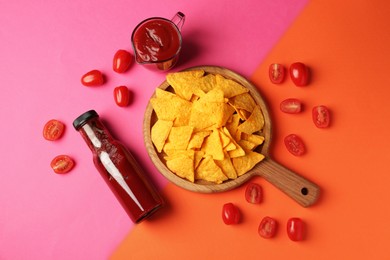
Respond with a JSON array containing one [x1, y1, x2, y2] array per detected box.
[[222, 127, 245, 158], [167, 70, 205, 100], [194, 151, 205, 169], [232, 151, 265, 176], [242, 133, 265, 148], [165, 126, 193, 150], [237, 105, 264, 134], [195, 156, 228, 184], [215, 74, 249, 98], [214, 152, 238, 179], [151, 120, 173, 152], [191, 74, 217, 97], [238, 139, 257, 151], [202, 129, 224, 161], [150, 91, 192, 122], [229, 92, 257, 113], [166, 150, 195, 182], [187, 130, 212, 149], [199, 88, 225, 103]]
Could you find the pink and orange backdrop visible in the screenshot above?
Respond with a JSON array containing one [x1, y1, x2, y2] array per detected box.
[[1, 0, 390, 259]]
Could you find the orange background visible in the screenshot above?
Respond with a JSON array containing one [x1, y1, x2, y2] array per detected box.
[[112, 0, 390, 259]]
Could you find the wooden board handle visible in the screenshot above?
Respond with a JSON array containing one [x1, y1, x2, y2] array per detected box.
[[256, 159, 320, 207]]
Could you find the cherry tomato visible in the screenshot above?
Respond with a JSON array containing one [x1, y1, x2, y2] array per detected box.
[[50, 155, 75, 174], [258, 216, 277, 239], [284, 134, 306, 156], [289, 62, 309, 86], [81, 70, 104, 86], [280, 98, 302, 114], [312, 105, 330, 128], [222, 203, 241, 225], [43, 119, 65, 141], [113, 86, 131, 107], [287, 217, 305, 241], [245, 183, 263, 204], [269, 63, 285, 84], [113, 49, 133, 73]]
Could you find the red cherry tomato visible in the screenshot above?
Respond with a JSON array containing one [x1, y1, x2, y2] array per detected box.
[[312, 105, 330, 128], [280, 98, 302, 114], [289, 62, 309, 86], [113, 86, 131, 107], [43, 119, 65, 141], [113, 49, 133, 73], [50, 155, 75, 174], [269, 63, 285, 84], [245, 183, 263, 204], [258, 216, 277, 239], [284, 134, 306, 156], [81, 70, 104, 86], [287, 217, 305, 241], [222, 203, 241, 225]]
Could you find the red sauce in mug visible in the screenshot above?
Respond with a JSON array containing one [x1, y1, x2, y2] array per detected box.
[[132, 18, 181, 62]]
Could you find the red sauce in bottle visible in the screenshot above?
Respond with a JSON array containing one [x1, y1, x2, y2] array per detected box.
[[132, 18, 181, 63], [73, 110, 164, 223]]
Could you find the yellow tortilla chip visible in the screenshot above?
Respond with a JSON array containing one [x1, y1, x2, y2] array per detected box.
[[195, 156, 228, 184], [215, 74, 249, 98], [199, 88, 225, 103], [222, 127, 245, 158], [194, 151, 205, 169], [237, 109, 252, 121], [232, 151, 265, 176], [237, 105, 264, 134], [151, 119, 173, 153], [218, 128, 232, 148], [242, 133, 265, 147], [166, 150, 195, 182], [238, 139, 257, 151], [225, 114, 240, 139], [150, 91, 192, 122], [192, 74, 217, 97], [214, 152, 237, 179], [202, 129, 224, 161], [229, 92, 257, 113], [165, 126, 193, 150], [188, 131, 212, 149], [167, 70, 205, 100]]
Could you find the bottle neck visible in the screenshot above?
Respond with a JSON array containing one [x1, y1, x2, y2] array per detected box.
[[78, 117, 114, 152]]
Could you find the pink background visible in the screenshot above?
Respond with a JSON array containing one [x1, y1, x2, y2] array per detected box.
[[0, 0, 307, 259]]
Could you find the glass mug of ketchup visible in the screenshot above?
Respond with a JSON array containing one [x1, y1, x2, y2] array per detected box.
[[131, 12, 185, 71]]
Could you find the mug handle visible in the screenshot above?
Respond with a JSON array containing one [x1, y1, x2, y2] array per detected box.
[[171, 12, 185, 30]]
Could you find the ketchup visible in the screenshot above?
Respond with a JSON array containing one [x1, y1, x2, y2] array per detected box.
[[132, 18, 181, 63], [73, 110, 164, 223]]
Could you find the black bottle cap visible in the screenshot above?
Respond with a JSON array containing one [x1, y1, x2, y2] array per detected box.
[[73, 110, 99, 130]]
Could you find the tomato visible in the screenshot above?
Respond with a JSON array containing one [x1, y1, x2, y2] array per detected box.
[[50, 155, 75, 174], [245, 183, 263, 204], [81, 70, 104, 86], [222, 203, 241, 225], [312, 105, 330, 128], [287, 218, 305, 241], [43, 119, 65, 141], [269, 63, 285, 84], [280, 98, 302, 114], [113, 49, 133, 73], [289, 62, 309, 86], [113, 86, 131, 107], [258, 216, 277, 238], [284, 134, 305, 156]]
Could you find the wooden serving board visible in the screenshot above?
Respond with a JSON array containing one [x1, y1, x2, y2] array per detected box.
[[143, 65, 320, 207]]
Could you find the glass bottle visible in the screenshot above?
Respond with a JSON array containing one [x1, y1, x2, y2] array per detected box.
[[73, 110, 164, 223]]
